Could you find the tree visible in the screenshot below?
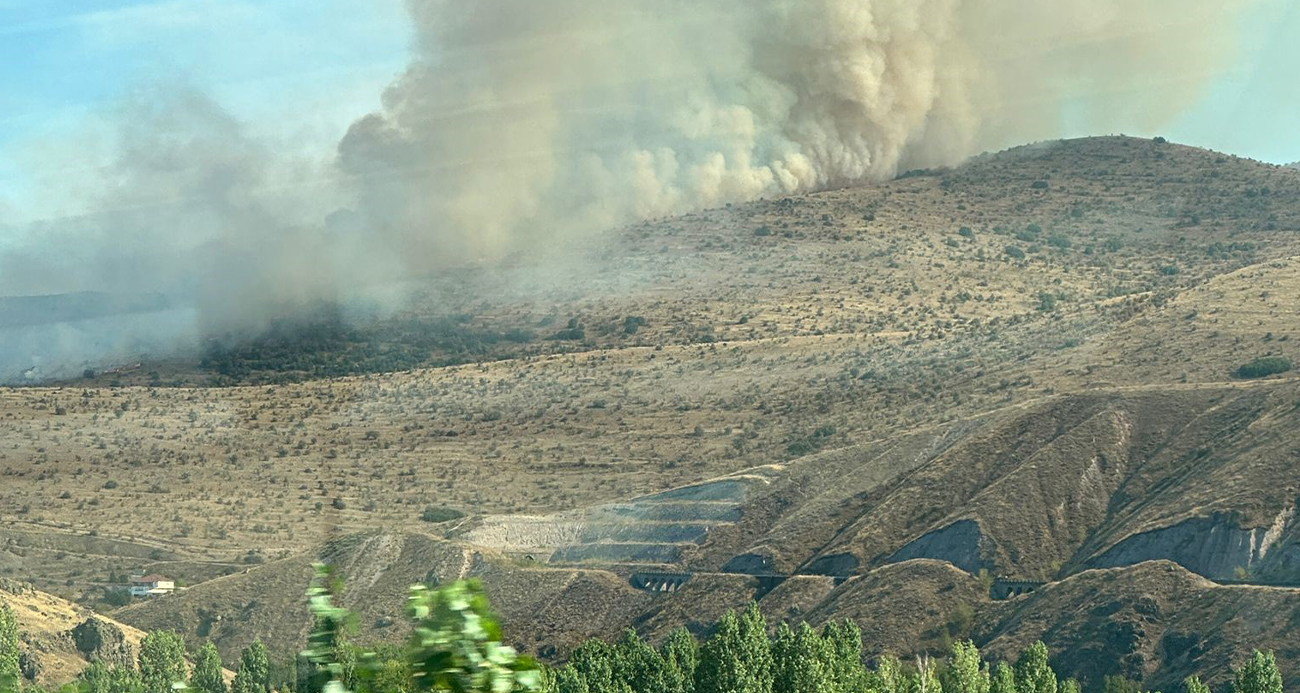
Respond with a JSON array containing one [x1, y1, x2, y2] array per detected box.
[[612, 630, 673, 693], [943, 641, 990, 693], [568, 640, 617, 693], [871, 656, 905, 693], [907, 655, 940, 693], [1233, 650, 1283, 693], [695, 606, 773, 693], [990, 662, 1017, 693], [1184, 676, 1212, 693], [820, 621, 866, 693], [232, 641, 271, 693], [138, 631, 187, 693], [660, 628, 698, 693], [191, 643, 227, 693], [80, 663, 142, 693], [550, 667, 590, 693], [1014, 642, 1056, 693], [772, 623, 833, 693], [0, 605, 18, 689], [1059, 680, 1081, 693]]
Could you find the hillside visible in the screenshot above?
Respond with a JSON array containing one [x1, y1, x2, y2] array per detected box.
[[0, 579, 146, 686], [3, 136, 1300, 689]]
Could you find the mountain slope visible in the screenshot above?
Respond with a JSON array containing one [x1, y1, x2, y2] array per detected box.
[[7, 135, 1300, 690], [0, 579, 146, 686]]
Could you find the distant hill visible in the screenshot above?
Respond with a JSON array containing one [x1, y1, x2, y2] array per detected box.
[[0, 292, 173, 329]]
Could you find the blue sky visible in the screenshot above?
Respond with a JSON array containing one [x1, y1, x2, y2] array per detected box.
[[0, 0, 1297, 225]]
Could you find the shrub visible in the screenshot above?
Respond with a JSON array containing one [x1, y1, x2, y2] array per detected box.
[[1005, 246, 1026, 260], [623, 316, 648, 334], [1234, 357, 1293, 379], [421, 506, 467, 524], [1031, 180, 1050, 190], [754, 226, 773, 237]]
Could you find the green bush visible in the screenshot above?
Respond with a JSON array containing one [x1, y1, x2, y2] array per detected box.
[[1005, 246, 1026, 260], [1234, 357, 1293, 379], [421, 506, 467, 524]]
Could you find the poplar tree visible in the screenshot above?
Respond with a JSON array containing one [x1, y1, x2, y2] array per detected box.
[[820, 621, 866, 693], [1014, 642, 1056, 693], [990, 662, 1018, 693], [232, 640, 271, 693], [661, 628, 698, 693], [0, 605, 18, 689], [1184, 676, 1212, 693], [943, 641, 990, 693], [80, 662, 143, 693], [139, 631, 188, 693], [696, 606, 773, 693], [872, 655, 905, 693], [778, 623, 834, 693], [1233, 650, 1283, 693], [191, 642, 227, 693]]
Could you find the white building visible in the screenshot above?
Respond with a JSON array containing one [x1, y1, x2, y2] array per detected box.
[[128, 574, 175, 597]]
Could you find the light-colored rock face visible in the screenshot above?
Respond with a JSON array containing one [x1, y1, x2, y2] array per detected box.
[[1089, 508, 1300, 581]]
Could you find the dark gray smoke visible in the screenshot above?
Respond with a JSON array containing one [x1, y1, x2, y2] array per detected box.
[[0, 0, 1261, 381]]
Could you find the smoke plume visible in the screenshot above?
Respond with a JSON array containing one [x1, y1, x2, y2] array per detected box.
[[0, 0, 1260, 379]]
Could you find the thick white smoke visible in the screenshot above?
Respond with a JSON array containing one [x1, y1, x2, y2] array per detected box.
[[0, 0, 1261, 379], [337, 0, 1257, 268]]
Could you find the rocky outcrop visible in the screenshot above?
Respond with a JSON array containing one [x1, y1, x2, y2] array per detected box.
[[1089, 510, 1300, 581], [888, 520, 994, 575], [70, 618, 136, 669]]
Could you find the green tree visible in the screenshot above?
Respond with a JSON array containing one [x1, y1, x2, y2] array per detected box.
[[906, 655, 941, 693], [819, 621, 866, 693], [569, 640, 617, 693], [550, 667, 590, 693], [1059, 679, 1081, 693], [1184, 676, 1211, 693], [0, 605, 18, 690], [612, 630, 673, 693], [1102, 676, 1142, 693], [232, 641, 271, 693], [138, 631, 187, 693], [191, 643, 227, 693], [871, 656, 905, 693], [696, 606, 773, 693], [1233, 651, 1283, 693], [661, 628, 698, 693], [772, 623, 833, 693], [79, 663, 142, 693], [1014, 642, 1056, 693], [943, 641, 990, 693], [990, 662, 1017, 693]]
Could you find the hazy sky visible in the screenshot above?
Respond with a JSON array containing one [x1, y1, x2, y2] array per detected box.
[[0, 0, 1296, 226]]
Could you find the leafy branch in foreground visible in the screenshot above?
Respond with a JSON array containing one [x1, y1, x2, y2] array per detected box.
[[300, 564, 540, 693]]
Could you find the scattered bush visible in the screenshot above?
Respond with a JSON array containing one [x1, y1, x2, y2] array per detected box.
[[420, 506, 467, 524], [1234, 357, 1293, 379]]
